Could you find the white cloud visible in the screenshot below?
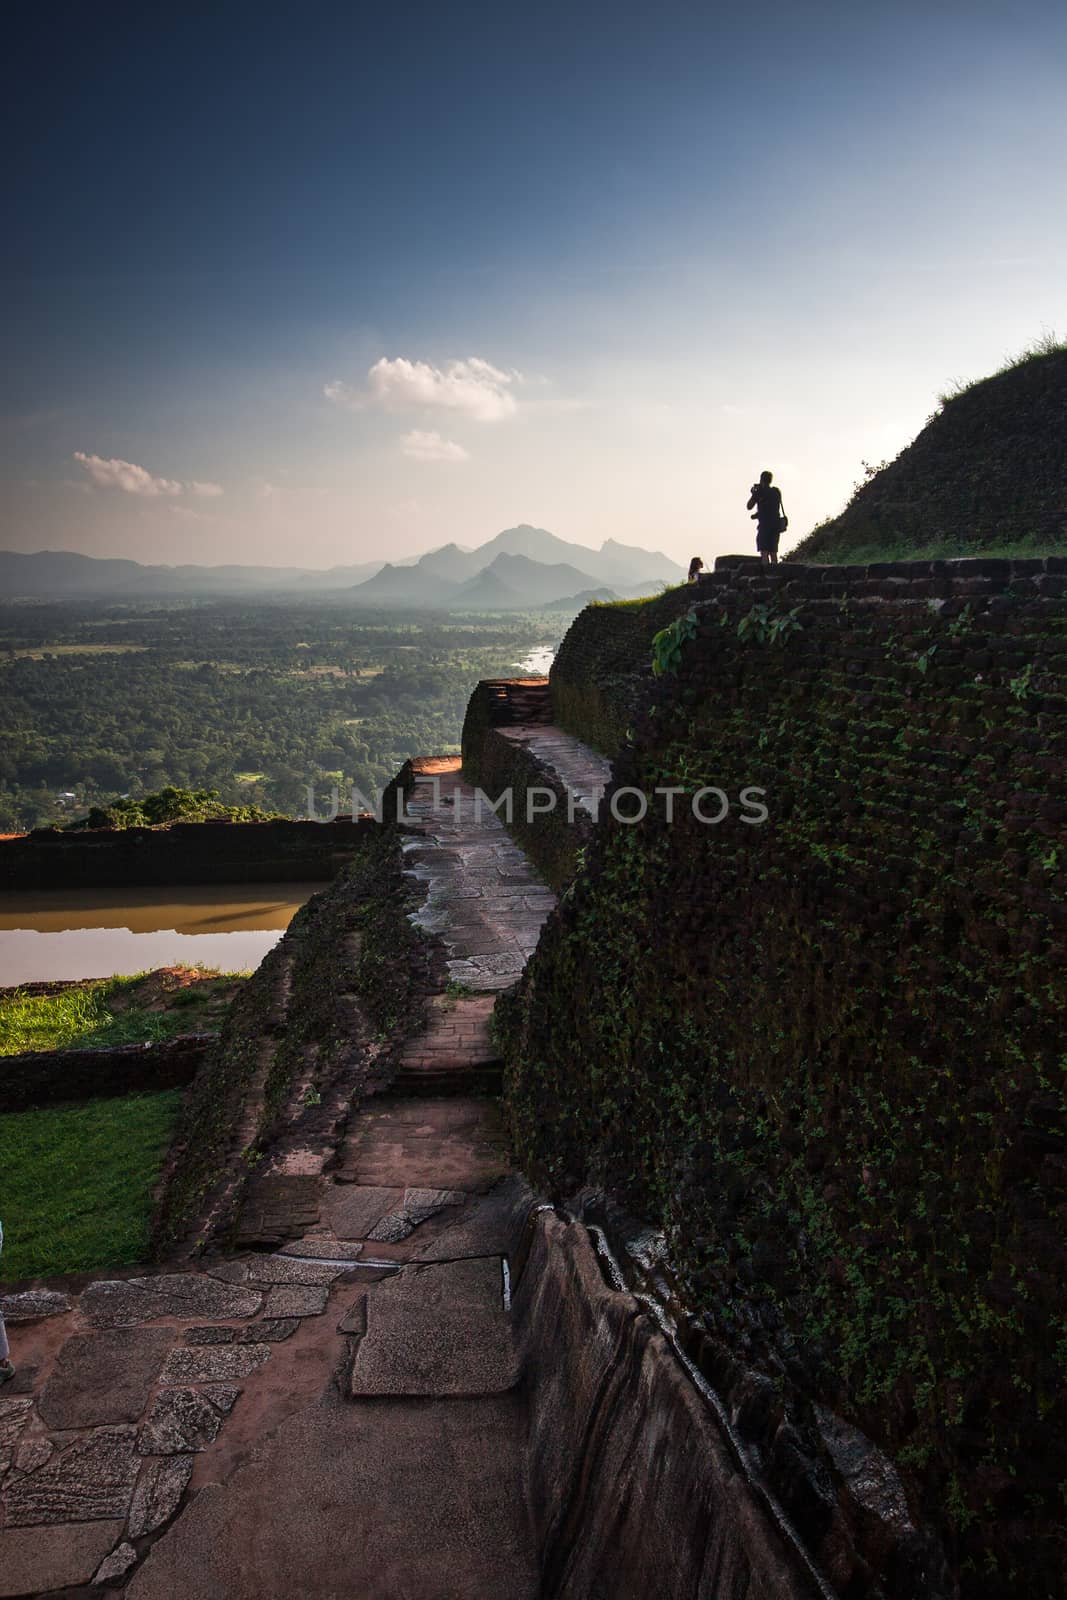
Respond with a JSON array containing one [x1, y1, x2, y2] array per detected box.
[[190, 480, 223, 497], [323, 380, 363, 410], [401, 430, 469, 463], [326, 356, 520, 422], [73, 452, 182, 497]]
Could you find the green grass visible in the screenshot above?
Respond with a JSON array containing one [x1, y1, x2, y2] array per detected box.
[[0, 970, 244, 1056], [0, 1090, 183, 1282], [789, 534, 1060, 566]]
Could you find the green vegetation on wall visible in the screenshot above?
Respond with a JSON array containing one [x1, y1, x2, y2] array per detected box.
[[550, 586, 693, 755], [499, 575, 1066, 1597]]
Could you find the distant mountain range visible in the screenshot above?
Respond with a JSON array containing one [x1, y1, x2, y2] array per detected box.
[[0, 525, 684, 607]]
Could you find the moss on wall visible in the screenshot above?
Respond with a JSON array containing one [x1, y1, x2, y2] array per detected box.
[[499, 566, 1067, 1597], [549, 587, 694, 755]]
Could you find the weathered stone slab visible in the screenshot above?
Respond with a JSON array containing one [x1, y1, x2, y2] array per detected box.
[[0, 1398, 33, 1452], [159, 1344, 271, 1385], [278, 1235, 364, 1261], [5, 1426, 139, 1526], [245, 1256, 345, 1287], [236, 1318, 299, 1343], [0, 1521, 125, 1597], [337, 1296, 368, 1335], [0, 1289, 71, 1324], [138, 1387, 239, 1454], [14, 1437, 53, 1473], [205, 1259, 251, 1285], [234, 1174, 322, 1247], [128, 1454, 194, 1537], [393, 1257, 504, 1311], [265, 1284, 329, 1317], [80, 1274, 262, 1329], [350, 1302, 518, 1397], [93, 1540, 139, 1583], [3, 1362, 40, 1396], [322, 1184, 402, 1239], [366, 1211, 415, 1243], [404, 1187, 467, 1212], [184, 1325, 236, 1345], [39, 1328, 172, 1429]]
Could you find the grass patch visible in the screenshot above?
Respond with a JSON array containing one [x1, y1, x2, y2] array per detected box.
[[0, 968, 245, 1056], [0, 1090, 183, 1281], [788, 534, 1061, 565]]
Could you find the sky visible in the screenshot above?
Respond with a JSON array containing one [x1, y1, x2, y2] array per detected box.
[[3, 0, 1066, 572]]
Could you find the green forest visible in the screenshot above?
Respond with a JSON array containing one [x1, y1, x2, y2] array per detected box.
[[0, 598, 562, 830]]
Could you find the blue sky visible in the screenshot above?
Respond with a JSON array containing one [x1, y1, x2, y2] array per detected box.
[[3, 0, 1065, 569]]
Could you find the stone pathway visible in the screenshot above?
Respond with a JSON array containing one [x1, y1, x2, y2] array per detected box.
[[401, 756, 555, 990], [492, 723, 614, 818], [0, 752, 560, 1599]]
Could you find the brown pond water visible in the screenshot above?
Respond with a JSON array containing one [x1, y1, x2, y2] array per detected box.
[[0, 882, 327, 985]]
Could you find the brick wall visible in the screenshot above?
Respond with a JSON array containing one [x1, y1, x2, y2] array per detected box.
[[0, 816, 372, 890], [499, 554, 1067, 1597]]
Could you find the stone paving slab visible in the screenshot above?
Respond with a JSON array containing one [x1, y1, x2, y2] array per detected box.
[[0, 1520, 126, 1597], [0, 1289, 71, 1324], [0, 1398, 33, 1453], [387, 1257, 504, 1311], [238, 1318, 300, 1343], [80, 1274, 263, 1329], [278, 1234, 365, 1261], [264, 1284, 329, 1317], [128, 1454, 194, 1537], [321, 1184, 403, 1239], [5, 1425, 139, 1526], [245, 1256, 346, 1287], [349, 1301, 519, 1397], [125, 1399, 539, 1600], [159, 1344, 271, 1385], [337, 1098, 509, 1192], [95, 1540, 140, 1583], [38, 1327, 173, 1430], [139, 1386, 240, 1454]]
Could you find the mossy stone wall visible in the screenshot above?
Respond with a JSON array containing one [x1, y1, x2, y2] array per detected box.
[[499, 558, 1066, 1597], [549, 586, 694, 754]]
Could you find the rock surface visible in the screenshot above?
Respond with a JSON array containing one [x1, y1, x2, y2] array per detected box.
[[159, 1345, 270, 1385], [38, 1328, 172, 1429], [0, 1521, 126, 1597], [93, 1540, 139, 1583], [0, 1289, 71, 1324], [127, 1454, 194, 1537], [138, 1387, 240, 1454], [81, 1274, 262, 1328], [5, 1426, 139, 1526]]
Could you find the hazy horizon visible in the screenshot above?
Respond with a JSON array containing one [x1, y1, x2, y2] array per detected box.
[[4, 1, 1066, 571]]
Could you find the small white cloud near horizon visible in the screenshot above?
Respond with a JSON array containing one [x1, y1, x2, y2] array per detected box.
[[190, 480, 224, 497], [401, 430, 469, 463], [73, 452, 182, 497], [326, 356, 519, 421]]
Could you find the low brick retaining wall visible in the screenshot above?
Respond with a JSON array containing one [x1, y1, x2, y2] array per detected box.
[[5, 1033, 211, 1112], [0, 816, 373, 891]]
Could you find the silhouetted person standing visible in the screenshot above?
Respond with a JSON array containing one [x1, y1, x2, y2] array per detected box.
[[687, 556, 705, 583], [747, 471, 787, 565]]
